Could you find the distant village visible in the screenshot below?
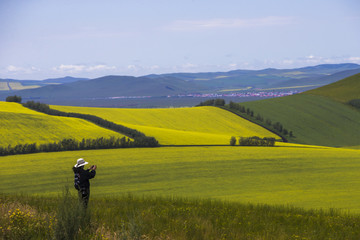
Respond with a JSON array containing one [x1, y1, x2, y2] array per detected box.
[[173, 90, 300, 98], [108, 90, 300, 100]]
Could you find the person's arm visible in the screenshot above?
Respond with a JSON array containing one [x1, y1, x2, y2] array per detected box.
[[89, 169, 96, 178], [85, 165, 96, 179]]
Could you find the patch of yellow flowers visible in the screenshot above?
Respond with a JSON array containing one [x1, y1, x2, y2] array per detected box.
[[0, 204, 53, 239]]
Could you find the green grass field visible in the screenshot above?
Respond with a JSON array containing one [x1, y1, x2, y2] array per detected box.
[[1, 145, 360, 212], [0, 102, 126, 147], [239, 73, 360, 147], [306, 73, 360, 103], [242, 94, 360, 147], [51, 105, 279, 145]]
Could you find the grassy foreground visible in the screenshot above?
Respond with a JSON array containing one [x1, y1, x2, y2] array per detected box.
[[2, 192, 360, 240], [1, 146, 360, 211], [51, 106, 279, 145], [0, 102, 125, 147]]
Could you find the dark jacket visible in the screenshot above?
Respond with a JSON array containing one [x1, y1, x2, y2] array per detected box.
[[73, 167, 96, 189]]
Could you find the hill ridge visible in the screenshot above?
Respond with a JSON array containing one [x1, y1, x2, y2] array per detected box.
[[305, 73, 360, 103], [240, 73, 360, 147]]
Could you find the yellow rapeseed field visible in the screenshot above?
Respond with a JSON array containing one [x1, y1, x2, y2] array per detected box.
[[0, 102, 126, 147], [52, 105, 280, 145]]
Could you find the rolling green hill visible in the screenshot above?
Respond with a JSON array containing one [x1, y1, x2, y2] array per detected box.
[[240, 73, 360, 147], [0, 102, 126, 147], [242, 95, 360, 147], [306, 73, 360, 103]]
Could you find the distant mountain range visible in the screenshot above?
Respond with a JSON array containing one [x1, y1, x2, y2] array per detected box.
[[146, 63, 360, 89], [0, 63, 359, 104]]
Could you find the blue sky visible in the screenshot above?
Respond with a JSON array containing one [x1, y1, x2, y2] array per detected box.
[[0, 0, 359, 79]]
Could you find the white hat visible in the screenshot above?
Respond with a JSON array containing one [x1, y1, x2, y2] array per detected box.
[[74, 158, 88, 168]]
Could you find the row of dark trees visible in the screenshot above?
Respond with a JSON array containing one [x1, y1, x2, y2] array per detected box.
[[22, 101, 159, 146], [196, 99, 226, 107], [6, 95, 22, 103], [0, 136, 153, 156], [230, 136, 276, 146], [227, 101, 293, 139], [349, 99, 360, 109]]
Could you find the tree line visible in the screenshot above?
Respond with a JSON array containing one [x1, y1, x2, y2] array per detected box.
[[196, 99, 226, 107], [230, 136, 275, 146], [6, 95, 22, 103], [0, 136, 158, 157], [349, 99, 360, 109], [225, 100, 293, 140], [22, 100, 159, 147]]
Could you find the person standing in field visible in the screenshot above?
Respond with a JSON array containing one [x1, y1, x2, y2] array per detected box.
[[73, 158, 97, 208]]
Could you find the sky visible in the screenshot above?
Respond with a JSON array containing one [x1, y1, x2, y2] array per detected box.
[[0, 0, 359, 80]]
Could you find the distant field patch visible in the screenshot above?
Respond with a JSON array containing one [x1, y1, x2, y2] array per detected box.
[[283, 71, 304, 75], [52, 106, 279, 145], [9, 82, 40, 90], [219, 86, 252, 92], [0, 102, 126, 147], [0, 82, 9, 90], [1, 146, 360, 211], [260, 84, 321, 90]]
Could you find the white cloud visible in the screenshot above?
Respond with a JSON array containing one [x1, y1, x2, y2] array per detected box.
[[228, 63, 238, 68], [165, 16, 294, 31], [300, 55, 360, 65], [348, 57, 360, 62], [53, 64, 116, 73], [182, 63, 197, 69], [87, 64, 116, 71], [248, 56, 360, 70], [127, 65, 138, 70], [53, 64, 86, 73], [3, 65, 40, 74], [150, 65, 160, 70], [7, 65, 22, 72], [306, 55, 315, 59], [281, 60, 294, 65]]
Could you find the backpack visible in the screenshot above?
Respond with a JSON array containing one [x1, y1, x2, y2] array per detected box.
[[74, 172, 81, 190]]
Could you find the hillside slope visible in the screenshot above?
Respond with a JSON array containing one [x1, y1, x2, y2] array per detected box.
[[0, 102, 126, 147], [305, 73, 360, 103], [242, 95, 360, 147], [241, 72, 360, 147], [51, 105, 279, 145]]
